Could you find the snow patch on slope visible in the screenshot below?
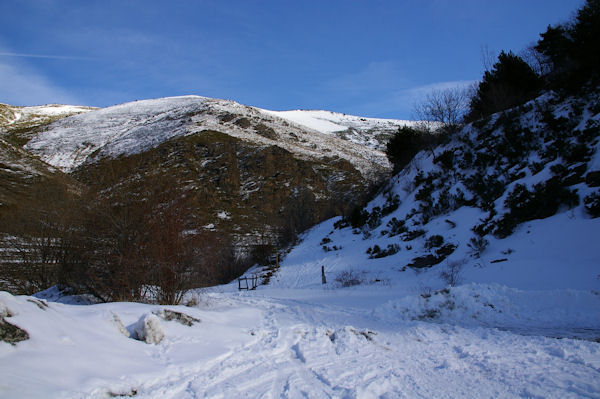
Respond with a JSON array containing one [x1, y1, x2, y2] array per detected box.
[[262, 109, 418, 151], [0, 103, 94, 129], [262, 109, 414, 134]]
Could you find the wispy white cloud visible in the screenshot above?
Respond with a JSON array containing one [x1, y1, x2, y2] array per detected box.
[[405, 80, 476, 97], [0, 52, 95, 61], [0, 60, 80, 106]]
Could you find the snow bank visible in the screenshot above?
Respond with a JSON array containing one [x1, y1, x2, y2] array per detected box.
[[0, 291, 258, 398]]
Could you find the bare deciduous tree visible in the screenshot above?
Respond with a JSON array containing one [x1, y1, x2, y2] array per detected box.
[[519, 45, 552, 76], [412, 86, 470, 133], [0, 183, 85, 294], [1, 156, 253, 303]]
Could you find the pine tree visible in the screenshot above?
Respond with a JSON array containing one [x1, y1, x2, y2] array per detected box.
[[468, 51, 541, 120]]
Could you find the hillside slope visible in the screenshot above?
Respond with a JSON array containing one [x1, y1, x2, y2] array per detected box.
[[270, 90, 600, 293], [0, 138, 80, 208], [0, 103, 93, 209]]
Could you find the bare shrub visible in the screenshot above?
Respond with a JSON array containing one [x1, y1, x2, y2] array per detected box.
[[0, 183, 86, 294], [439, 259, 464, 287], [334, 270, 362, 288], [142, 202, 205, 305], [1, 159, 252, 302], [413, 86, 470, 132], [467, 236, 489, 258]]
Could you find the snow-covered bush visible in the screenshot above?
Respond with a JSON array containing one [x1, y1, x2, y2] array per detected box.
[[424, 235, 444, 250], [586, 170, 600, 187], [495, 180, 579, 238], [385, 126, 436, 173], [434, 149, 455, 169], [367, 244, 400, 259], [402, 228, 425, 241], [381, 193, 400, 216], [366, 207, 383, 230], [386, 217, 407, 237]]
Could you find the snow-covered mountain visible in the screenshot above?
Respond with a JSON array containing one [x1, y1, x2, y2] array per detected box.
[[20, 96, 412, 180], [0, 96, 415, 287], [0, 103, 94, 129]]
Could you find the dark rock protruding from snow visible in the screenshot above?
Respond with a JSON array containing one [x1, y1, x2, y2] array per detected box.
[[0, 303, 29, 345], [153, 309, 200, 327]]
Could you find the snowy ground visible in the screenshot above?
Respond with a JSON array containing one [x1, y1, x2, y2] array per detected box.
[[1, 270, 599, 398]]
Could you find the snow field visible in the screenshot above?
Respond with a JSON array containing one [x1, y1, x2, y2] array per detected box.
[[1, 288, 599, 398]]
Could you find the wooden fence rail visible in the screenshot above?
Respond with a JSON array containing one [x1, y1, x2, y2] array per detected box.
[[238, 275, 259, 291]]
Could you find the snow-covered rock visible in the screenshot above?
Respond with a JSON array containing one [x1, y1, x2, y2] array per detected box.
[[0, 294, 29, 346], [132, 313, 165, 344], [153, 309, 200, 327]]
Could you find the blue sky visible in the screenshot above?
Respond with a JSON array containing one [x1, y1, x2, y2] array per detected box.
[[0, 0, 583, 119]]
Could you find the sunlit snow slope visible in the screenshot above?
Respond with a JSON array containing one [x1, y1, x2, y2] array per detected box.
[[261, 109, 418, 151]]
